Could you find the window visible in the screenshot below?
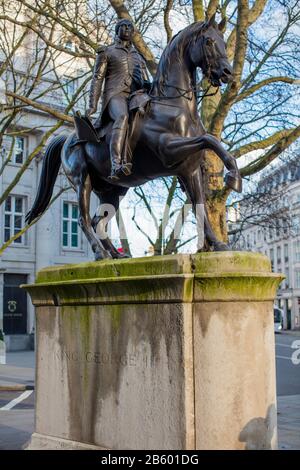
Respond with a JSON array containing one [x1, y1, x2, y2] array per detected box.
[[277, 246, 281, 265], [270, 248, 274, 270], [62, 202, 80, 249], [282, 217, 288, 234], [246, 234, 250, 249], [294, 241, 300, 263], [284, 244, 289, 263], [293, 216, 300, 236], [269, 227, 273, 240], [293, 193, 300, 205], [4, 195, 26, 244], [55, 1, 65, 12], [14, 137, 25, 164], [1, 136, 26, 165], [295, 270, 300, 289], [64, 41, 75, 52], [285, 268, 290, 289], [276, 220, 280, 237], [62, 76, 76, 104]]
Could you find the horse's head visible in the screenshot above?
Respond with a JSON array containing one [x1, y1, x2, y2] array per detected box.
[[190, 16, 233, 87]]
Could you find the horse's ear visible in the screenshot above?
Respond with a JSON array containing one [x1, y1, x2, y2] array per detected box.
[[207, 13, 216, 27], [218, 17, 226, 33]]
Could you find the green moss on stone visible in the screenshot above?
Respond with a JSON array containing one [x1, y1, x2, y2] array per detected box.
[[79, 306, 91, 352], [35, 252, 272, 286], [24, 252, 283, 305], [109, 304, 123, 332], [194, 273, 285, 301]]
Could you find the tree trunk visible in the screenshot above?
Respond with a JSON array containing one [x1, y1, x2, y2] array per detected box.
[[205, 193, 228, 242], [201, 79, 228, 242]]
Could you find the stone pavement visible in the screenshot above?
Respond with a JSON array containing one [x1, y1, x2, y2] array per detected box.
[[0, 409, 34, 450], [277, 395, 300, 450], [0, 350, 299, 449], [0, 351, 35, 390]]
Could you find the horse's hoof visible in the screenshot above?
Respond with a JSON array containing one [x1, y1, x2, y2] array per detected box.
[[112, 251, 131, 259], [120, 252, 131, 259], [213, 241, 230, 251], [94, 249, 112, 260], [224, 172, 242, 193]]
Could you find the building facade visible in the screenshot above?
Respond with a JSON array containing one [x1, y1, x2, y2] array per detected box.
[[0, 113, 99, 350], [228, 157, 300, 330], [0, 3, 103, 350]]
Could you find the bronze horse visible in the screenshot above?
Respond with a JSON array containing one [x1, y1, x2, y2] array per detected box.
[[27, 17, 242, 260]]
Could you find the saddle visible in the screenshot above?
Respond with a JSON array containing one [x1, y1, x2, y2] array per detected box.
[[73, 91, 151, 144]]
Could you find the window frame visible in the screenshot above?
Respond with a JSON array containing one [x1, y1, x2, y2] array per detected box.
[[1, 135, 27, 165], [62, 201, 81, 250], [62, 75, 76, 105], [295, 270, 300, 289], [4, 195, 27, 245]]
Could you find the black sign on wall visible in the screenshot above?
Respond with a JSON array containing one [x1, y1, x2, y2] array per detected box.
[[3, 274, 28, 334]]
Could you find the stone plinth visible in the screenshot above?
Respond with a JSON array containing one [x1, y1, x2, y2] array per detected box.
[[23, 252, 283, 450]]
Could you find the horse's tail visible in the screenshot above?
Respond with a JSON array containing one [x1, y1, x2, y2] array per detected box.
[[26, 133, 68, 224]]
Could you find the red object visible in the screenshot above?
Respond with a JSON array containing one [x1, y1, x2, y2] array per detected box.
[[117, 247, 124, 253]]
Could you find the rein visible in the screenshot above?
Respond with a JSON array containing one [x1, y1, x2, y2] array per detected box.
[[149, 36, 220, 103], [149, 82, 219, 103]]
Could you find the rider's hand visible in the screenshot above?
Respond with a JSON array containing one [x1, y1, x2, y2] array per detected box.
[[86, 107, 96, 117]]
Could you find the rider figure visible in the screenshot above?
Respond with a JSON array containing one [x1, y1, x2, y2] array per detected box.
[[86, 19, 151, 181]]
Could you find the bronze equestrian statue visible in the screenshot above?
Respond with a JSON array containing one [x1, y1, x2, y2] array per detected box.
[[26, 16, 242, 260], [87, 19, 151, 180]]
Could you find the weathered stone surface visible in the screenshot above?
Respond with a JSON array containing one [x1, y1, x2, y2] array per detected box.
[[24, 252, 283, 450], [27, 433, 106, 450], [33, 303, 194, 450], [194, 301, 277, 449]]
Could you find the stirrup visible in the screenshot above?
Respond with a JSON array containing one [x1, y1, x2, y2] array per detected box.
[[108, 163, 123, 181], [121, 163, 132, 176], [108, 163, 132, 180], [108, 174, 120, 182]]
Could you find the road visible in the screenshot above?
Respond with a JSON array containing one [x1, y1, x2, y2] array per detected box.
[[276, 332, 300, 396], [0, 390, 34, 450], [0, 332, 299, 450]]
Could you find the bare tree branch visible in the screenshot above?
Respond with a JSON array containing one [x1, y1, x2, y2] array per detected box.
[[108, 0, 157, 75], [6, 91, 73, 123], [164, 0, 173, 43], [240, 125, 300, 177]]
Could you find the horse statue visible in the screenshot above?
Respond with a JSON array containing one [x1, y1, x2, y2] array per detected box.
[[26, 16, 242, 260]]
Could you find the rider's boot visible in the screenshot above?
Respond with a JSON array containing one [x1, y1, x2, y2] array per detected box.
[[108, 117, 132, 181]]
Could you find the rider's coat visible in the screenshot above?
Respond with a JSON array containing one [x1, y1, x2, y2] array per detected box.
[[89, 38, 149, 128]]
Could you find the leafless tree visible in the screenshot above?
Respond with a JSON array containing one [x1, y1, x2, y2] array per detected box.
[[228, 148, 300, 249], [0, 0, 299, 255]]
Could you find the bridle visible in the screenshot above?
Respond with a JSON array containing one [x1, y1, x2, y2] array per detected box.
[[149, 35, 221, 103], [165, 82, 219, 103], [149, 79, 219, 104]]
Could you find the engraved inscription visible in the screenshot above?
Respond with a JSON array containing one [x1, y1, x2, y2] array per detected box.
[[53, 349, 149, 367]]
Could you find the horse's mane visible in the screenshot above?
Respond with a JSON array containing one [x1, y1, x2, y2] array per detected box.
[[153, 21, 207, 95]]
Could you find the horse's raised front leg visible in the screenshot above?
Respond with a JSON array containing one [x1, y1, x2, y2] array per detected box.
[[159, 133, 242, 193], [179, 170, 229, 252], [200, 134, 242, 193]]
